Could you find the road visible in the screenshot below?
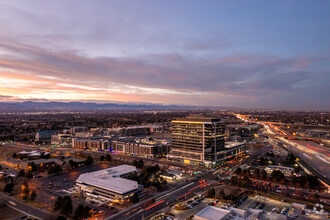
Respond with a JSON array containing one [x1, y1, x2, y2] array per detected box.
[[6, 143, 208, 172], [107, 178, 213, 220], [273, 137, 330, 184], [0, 192, 56, 220], [235, 114, 330, 185]]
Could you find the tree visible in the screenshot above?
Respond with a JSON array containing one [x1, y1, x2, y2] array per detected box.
[[218, 189, 225, 200], [68, 160, 77, 169], [74, 204, 84, 219], [22, 184, 29, 200], [271, 170, 284, 182], [28, 162, 36, 172], [74, 204, 91, 219], [254, 168, 260, 178], [138, 159, 144, 169], [30, 190, 37, 201], [48, 165, 62, 175], [261, 170, 267, 179], [133, 159, 144, 169], [207, 187, 216, 198], [235, 167, 242, 175], [131, 192, 139, 203], [4, 183, 14, 193], [230, 176, 239, 186], [85, 156, 94, 165], [229, 190, 237, 201], [17, 169, 25, 177], [106, 154, 112, 162], [54, 196, 63, 211], [26, 170, 33, 180], [61, 196, 73, 215]]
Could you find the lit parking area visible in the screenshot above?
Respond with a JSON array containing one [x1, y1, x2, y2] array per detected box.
[[169, 196, 209, 219], [238, 196, 327, 219], [238, 195, 291, 212]]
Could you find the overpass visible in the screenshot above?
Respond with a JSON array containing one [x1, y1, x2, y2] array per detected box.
[[263, 134, 330, 144]]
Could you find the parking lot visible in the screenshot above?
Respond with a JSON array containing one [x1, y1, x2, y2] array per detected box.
[[239, 195, 290, 212], [238, 195, 326, 219], [169, 196, 209, 219]]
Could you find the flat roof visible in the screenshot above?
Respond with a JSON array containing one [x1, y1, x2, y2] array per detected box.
[[225, 141, 246, 149], [194, 206, 230, 220], [76, 165, 139, 194]]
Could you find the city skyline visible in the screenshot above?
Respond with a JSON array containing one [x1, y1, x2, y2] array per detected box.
[[0, 0, 329, 110]]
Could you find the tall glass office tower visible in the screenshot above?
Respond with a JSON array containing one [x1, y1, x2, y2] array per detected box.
[[169, 117, 225, 166]]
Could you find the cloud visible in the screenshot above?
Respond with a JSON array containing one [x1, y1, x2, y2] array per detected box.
[[0, 41, 329, 109]]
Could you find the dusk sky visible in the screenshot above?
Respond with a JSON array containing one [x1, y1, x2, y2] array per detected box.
[[0, 1, 329, 110]]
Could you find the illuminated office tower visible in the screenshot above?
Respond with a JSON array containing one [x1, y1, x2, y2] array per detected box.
[[169, 117, 225, 166]]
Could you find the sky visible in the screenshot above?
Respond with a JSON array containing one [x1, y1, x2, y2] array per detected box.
[[0, 0, 329, 110]]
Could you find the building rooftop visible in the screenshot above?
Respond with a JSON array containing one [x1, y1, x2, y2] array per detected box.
[[18, 150, 39, 155], [194, 206, 230, 220], [225, 141, 246, 149], [76, 165, 138, 194], [37, 130, 57, 135]]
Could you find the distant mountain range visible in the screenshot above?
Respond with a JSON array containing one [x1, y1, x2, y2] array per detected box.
[[0, 101, 199, 112]]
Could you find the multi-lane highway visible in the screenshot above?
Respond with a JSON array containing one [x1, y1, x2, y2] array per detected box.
[[107, 179, 212, 220], [275, 137, 330, 183], [236, 114, 330, 185]]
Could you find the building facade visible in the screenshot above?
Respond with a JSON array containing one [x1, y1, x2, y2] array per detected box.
[[169, 117, 225, 166], [35, 130, 57, 144], [75, 165, 143, 204], [111, 139, 168, 157], [72, 137, 111, 151]]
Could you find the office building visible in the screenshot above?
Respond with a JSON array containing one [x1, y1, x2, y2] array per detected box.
[[70, 126, 87, 134], [51, 134, 72, 147], [169, 117, 225, 166], [35, 130, 57, 144], [75, 165, 143, 204], [222, 142, 246, 160]]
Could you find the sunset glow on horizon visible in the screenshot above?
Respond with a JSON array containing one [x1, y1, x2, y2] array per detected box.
[[0, 1, 329, 110]]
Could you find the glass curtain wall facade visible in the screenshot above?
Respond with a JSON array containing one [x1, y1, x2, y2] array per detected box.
[[170, 117, 225, 166]]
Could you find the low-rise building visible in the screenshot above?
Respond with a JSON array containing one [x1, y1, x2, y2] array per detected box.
[[72, 137, 111, 151], [35, 130, 57, 144], [221, 141, 247, 161], [70, 126, 87, 134], [75, 165, 143, 204], [7, 158, 56, 171], [265, 165, 294, 176], [111, 137, 169, 158], [51, 134, 72, 147], [17, 150, 50, 159], [194, 206, 263, 220]]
